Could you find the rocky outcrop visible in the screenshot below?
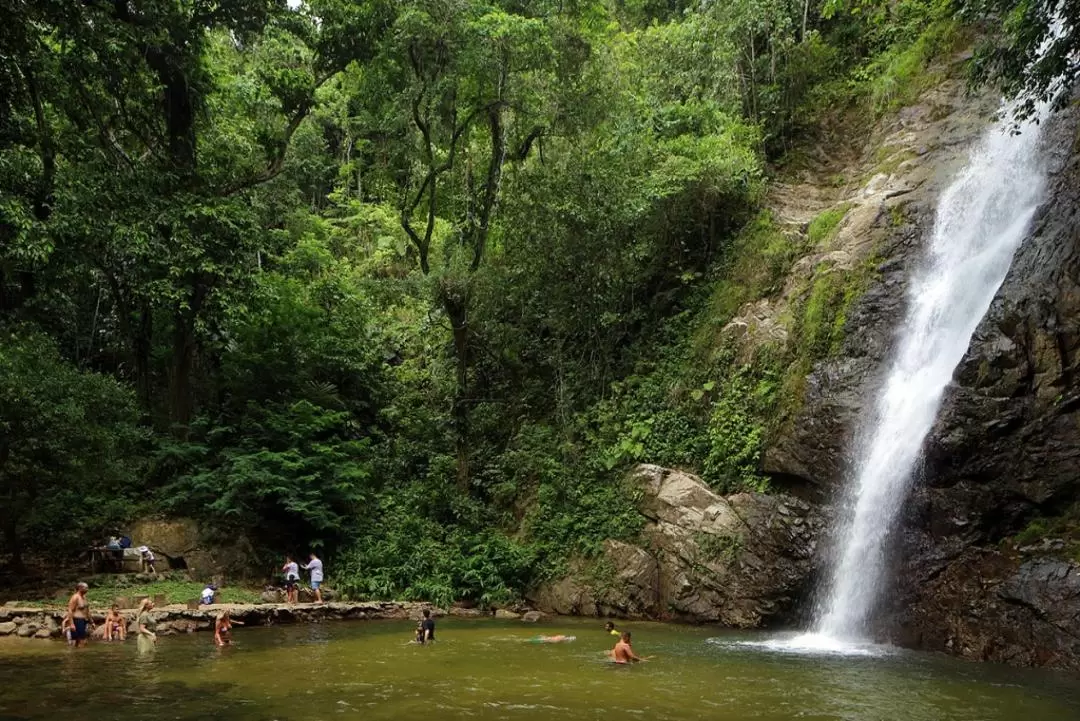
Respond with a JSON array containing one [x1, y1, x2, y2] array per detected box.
[[754, 67, 1080, 669], [529, 464, 824, 626], [129, 518, 259, 580]]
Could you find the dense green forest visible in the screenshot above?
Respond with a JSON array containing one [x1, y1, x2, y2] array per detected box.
[[0, 0, 1071, 604]]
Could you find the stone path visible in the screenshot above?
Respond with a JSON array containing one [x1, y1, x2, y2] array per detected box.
[[0, 601, 471, 640]]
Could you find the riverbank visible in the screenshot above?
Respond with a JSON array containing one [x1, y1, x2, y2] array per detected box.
[[0, 601, 487, 640]]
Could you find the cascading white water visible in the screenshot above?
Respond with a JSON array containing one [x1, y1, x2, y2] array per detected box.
[[807, 95, 1056, 644]]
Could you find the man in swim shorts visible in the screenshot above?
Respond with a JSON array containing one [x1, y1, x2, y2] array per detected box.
[[67, 582, 93, 647], [611, 631, 646, 664]]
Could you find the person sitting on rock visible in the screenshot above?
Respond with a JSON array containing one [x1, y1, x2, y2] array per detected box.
[[103, 604, 126, 641], [215, 610, 243, 646]]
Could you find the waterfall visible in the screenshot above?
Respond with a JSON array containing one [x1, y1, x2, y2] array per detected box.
[[809, 95, 1055, 643]]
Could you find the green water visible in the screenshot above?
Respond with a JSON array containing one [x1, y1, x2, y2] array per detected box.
[[1, 619, 1077, 721]]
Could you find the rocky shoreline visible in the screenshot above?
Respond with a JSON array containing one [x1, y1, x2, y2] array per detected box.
[[0, 601, 485, 641]]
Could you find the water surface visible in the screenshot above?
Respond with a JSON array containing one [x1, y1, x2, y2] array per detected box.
[[0, 618, 1076, 720]]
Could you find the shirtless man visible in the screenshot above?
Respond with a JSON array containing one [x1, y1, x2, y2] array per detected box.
[[67, 582, 93, 647], [103, 604, 126, 641], [610, 631, 646, 664]]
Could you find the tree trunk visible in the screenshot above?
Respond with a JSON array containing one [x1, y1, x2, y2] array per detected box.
[[169, 312, 197, 437], [442, 291, 471, 489]]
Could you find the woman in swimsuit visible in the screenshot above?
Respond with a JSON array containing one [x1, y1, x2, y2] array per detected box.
[[214, 610, 244, 646], [67, 583, 93, 647], [103, 604, 126, 641]]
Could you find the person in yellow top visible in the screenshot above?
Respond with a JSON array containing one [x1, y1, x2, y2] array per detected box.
[[604, 621, 620, 637]]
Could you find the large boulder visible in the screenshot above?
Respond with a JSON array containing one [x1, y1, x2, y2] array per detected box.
[[128, 518, 259, 580], [529, 465, 824, 627]]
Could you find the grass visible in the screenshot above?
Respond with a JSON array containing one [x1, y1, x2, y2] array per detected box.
[[1007, 504, 1080, 562], [807, 203, 852, 246], [16, 574, 264, 608]]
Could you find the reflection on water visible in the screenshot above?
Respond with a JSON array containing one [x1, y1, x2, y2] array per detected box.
[[1, 619, 1077, 721]]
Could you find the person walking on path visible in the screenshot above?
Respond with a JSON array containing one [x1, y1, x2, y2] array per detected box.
[[67, 582, 93, 647], [302, 553, 324, 603], [136, 598, 157, 654], [282, 556, 300, 604]]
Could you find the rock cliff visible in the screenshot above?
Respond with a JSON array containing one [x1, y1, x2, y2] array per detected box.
[[541, 74, 1080, 671], [760, 76, 1080, 670], [529, 464, 824, 626]]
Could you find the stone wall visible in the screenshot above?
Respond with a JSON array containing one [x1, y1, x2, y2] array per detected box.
[[0, 601, 442, 641]]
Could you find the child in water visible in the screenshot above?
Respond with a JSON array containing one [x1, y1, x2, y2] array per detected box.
[[61, 612, 74, 646]]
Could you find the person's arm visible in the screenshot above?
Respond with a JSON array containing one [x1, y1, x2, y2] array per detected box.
[[139, 622, 156, 641], [67, 595, 78, 615], [214, 623, 223, 645]]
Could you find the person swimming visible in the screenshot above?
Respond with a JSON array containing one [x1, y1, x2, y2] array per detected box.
[[604, 621, 620, 637], [527, 634, 576, 644]]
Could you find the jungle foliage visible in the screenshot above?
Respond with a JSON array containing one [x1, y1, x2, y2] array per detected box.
[[0, 0, 1062, 602]]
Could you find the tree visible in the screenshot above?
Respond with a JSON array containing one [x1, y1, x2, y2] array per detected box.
[[0, 328, 143, 571]]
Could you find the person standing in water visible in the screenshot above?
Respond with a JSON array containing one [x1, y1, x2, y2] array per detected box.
[[610, 631, 647, 664], [282, 556, 300, 604], [302, 553, 324, 603], [136, 598, 157, 654], [67, 582, 93, 647], [418, 609, 435, 644], [214, 610, 244, 646]]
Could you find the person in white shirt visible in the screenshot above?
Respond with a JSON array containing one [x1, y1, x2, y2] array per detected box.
[[281, 556, 300, 604], [302, 553, 324, 603], [200, 584, 216, 605]]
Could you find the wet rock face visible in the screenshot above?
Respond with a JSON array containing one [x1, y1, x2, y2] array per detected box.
[[529, 465, 824, 627], [761, 85, 1080, 669], [894, 550, 1080, 670]]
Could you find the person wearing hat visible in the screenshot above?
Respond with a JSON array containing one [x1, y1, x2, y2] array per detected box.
[[200, 583, 217, 605]]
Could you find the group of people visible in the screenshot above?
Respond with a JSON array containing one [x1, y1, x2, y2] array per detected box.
[[530, 621, 647, 663], [281, 553, 324, 604], [62, 582, 243, 651]]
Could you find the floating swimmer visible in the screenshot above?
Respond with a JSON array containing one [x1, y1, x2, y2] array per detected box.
[[528, 634, 576, 644]]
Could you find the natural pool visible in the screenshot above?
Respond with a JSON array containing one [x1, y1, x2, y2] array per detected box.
[[1, 618, 1077, 721]]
